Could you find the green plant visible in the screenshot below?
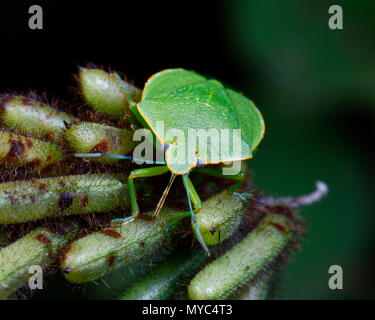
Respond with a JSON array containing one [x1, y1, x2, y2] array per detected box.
[[0, 66, 327, 300]]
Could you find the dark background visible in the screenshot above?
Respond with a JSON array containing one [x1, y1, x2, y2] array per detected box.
[[1, 0, 374, 299]]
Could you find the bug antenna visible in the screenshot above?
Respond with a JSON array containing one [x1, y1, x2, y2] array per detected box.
[[74, 152, 165, 165], [152, 173, 176, 217]]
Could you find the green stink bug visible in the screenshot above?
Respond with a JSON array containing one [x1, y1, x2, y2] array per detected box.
[[76, 68, 265, 254]]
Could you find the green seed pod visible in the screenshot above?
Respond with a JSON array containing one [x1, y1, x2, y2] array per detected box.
[[0, 227, 76, 300], [232, 273, 271, 300], [79, 68, 140, 119], [0, 96, 76, 143], [195, 189, 245, 246], [188, 214, 293, 300], [0, 130, 63, 171], [65, 122, 135, 163], [0, 174, 128, 224], [120, 249, 206, 300], [61, 209, 179, 284]]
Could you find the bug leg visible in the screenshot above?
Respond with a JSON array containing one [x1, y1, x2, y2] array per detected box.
[[74, 153, 166, 165], [182, 174, 210, 256], [182, 174, 203, 211], [162, 210, 192, 239], [165, 211, 193, 225], [196, 167, 252, 199], [126, 166, 170, 217], [75, 152, 169, 219]]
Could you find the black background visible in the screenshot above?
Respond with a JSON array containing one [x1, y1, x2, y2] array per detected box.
[[0, 1, 247, 99]]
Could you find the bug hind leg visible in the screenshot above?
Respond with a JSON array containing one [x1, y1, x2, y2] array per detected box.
[[195, 166, 253, 200], [182, 173, 210, 256]]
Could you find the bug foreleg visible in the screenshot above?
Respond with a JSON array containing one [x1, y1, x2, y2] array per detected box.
[[126, 166, 170, 217]]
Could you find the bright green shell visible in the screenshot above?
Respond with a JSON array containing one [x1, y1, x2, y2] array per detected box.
[[137, 69, 265, 174]]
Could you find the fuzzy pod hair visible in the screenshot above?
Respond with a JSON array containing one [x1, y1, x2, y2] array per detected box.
[[61, 208, 181, 284], [0, 130, 63, 171], [79, 68, 140, 119], [0, 174, 129, 224], [0, 96, 76, 143], [195, 189, 246, 246], [0, 226, 76, 300], [65, 122, 136, 163], [188, 213, 294, 300], [120, 249, 207, 300], [231, 273, 271, 300]]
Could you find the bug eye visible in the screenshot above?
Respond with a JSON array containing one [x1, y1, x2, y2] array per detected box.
[[161, 144, 171, 153], [196, 158, 205, 169]]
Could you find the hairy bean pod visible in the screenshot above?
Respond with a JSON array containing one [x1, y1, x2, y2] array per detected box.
[[79, 68, 140, 119], [188, 213, 293, 300], [120, 249, 206, 300], [232, 273, 271, 300], [0, 227, 76, 300], [61, 209, 180, 284], [0, 174, 128, 224], [65, 122, 135, 163], [0, 96, 76, 143], [0, 130, 63, 171], [195, 189, 245, 246]]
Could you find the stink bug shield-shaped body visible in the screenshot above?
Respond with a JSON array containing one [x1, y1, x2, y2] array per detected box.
[[139, 69, 265, 174], [77, 69, 265, 254]]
